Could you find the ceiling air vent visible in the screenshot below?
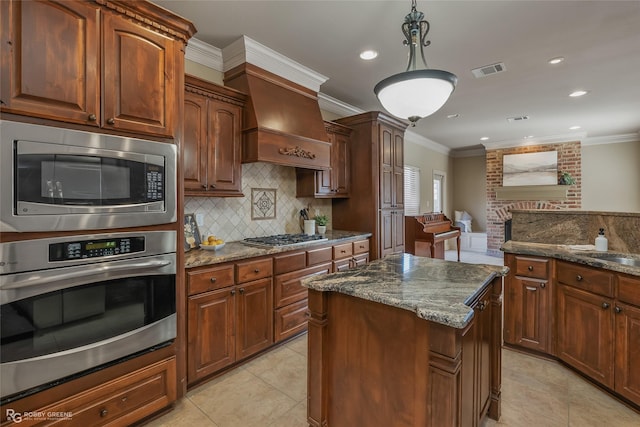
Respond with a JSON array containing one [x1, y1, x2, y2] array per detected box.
[[471, 62, 507, 78], [507, 115, 530, 123]]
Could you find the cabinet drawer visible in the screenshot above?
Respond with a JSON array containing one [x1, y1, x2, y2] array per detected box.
[[274, 299, 308, 342], [274, 263, 331, 308], [333, 242, 353, 260], [236, 258, 273, 283], [557, 261, 614, 297], [36, 357, 176, 426], [618, 275, 640, 307], [514, 256, 549, 279], [187, 265, 234, 295], [353, 239, 370, 255], [274, 251, 306, 275], [307, 246, 332, 266]]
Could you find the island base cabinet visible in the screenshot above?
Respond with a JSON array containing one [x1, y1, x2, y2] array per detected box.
[[306, 276, 502, 427]]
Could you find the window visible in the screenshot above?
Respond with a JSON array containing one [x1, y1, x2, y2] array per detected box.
[[433, 171, 445, 213], [404, 165, 420, 216]]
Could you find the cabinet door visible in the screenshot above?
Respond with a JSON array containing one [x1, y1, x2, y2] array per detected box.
[[1, 0, 100, 125], [352, 253, 369, 268], [615, 302, 640, 403], [102, 11, 176, 137], [183, 90, 209, 192], [392, 129, 404, 208], [236, 278, 273, 360], [379, 209, 394, 258], [392, 209, 405, 253], [476, 294, 493, 420], [379, 124, 394, 209], [187, 288, 236, 383], [504, 277, 550, 352], [207, 98, 242, 193], [332, 131, 351, 196], [557, 284, 614, 388]]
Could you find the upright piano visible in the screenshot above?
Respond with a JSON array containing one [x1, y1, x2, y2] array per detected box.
[[405, 213, 461, 261]]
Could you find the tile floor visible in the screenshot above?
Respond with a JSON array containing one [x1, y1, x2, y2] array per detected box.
[[147, 251, 640, 427]]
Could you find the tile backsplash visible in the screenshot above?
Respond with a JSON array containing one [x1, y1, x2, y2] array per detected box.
[[184, 162, 332, 242]]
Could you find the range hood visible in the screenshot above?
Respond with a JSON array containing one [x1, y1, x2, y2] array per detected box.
[[224, 63, 331, 170]]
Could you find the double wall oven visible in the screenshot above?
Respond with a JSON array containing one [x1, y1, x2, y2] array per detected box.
[[0, 121, 179, 403]]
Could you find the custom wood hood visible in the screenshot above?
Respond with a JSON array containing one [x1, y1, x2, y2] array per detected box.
[[224, 63, 330, 170]]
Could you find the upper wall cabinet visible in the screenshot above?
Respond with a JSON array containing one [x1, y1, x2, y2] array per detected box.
[[0, 0, 195, 139], [296, 121, 352, 198], [183, 75, 247, 197]]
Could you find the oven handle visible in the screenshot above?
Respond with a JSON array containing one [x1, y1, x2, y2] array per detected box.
[[1, 260, 172, 290]]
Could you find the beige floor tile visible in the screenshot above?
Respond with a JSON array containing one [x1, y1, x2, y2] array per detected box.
[[243, 345, 307, 402], [187, 368, 298, 427], [286, 333, 308, 357], [266, 400, 307, 427], [144, 397, 218, 427], [498, 375, 569, 426]]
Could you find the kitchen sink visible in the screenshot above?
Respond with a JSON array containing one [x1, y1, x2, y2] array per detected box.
[[587, 253, 640, 267]]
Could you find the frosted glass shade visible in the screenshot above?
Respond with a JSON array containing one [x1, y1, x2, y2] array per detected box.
[[374, 69, 457, 122]]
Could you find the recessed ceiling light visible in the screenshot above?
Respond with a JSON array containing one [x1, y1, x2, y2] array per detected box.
[[523, 135, 534, 139], [447, 114, 460, 119], [569, 125, 581, 130], [359, 50, 378, 60], [548, 56, 565, 65], [480, 136, 489, 141], [569, 90, 589, 97]]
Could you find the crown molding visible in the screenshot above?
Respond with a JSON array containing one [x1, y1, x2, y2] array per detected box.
[[221, 36, 328, 92], [450, 147, 486, 158], [318, 93, 364, 117], [404, 130, 451, 155], [482, 132, 588, 150], [582, 133, 640, 146], [185, 38, 223, 71]]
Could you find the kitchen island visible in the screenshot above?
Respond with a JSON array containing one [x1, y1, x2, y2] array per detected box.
[[302, 253, 509, 427]]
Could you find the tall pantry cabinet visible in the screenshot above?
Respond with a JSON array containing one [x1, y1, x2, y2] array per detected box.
[[333, 112, 408, 260]]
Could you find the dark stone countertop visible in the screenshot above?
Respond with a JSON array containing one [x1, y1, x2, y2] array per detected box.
[[184, 230, 372, 269], [502, 241, 640, 277], [302, 253, 509, 329]]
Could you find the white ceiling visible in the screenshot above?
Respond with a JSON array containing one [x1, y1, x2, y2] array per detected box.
[[153, 0, 640, 151]]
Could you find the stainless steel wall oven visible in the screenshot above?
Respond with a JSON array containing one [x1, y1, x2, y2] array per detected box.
[[0, 120, 177, 232], [0, 230, 177, 401]]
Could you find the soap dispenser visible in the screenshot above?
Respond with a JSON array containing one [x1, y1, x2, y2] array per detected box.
[[595, 228, 608, 251]]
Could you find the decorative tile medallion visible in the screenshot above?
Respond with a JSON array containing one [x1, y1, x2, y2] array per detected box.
[[251, 188, 276, 220]]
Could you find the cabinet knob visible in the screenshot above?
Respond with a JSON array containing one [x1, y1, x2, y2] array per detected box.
[[576, 275, 583, 281], [230, 289, 236, 296], [540, 283, 546, 289], [202, 184, 207, 189], [106, 118, 115, 125], [615, 306, 622, 314], [527, 265, 533, 271], [239, 288, 245, 294], [210, 277, 217, 283], [254, 268, 260, 273], [602, 302, 610, 309], [210, 184, 216, 189], [88, 113, 97, 121], [100, 409, 108, 418]]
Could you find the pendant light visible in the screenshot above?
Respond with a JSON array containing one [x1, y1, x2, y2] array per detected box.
[[374, 0, 457, 126]]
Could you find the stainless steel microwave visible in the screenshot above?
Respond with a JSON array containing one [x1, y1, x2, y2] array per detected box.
[[0, 121, 177, 232]]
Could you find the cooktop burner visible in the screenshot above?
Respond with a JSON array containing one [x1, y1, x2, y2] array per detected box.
[[243, 233, 328, 248]]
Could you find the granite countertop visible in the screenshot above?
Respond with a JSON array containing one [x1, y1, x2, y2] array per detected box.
[[184, 230, 372, 269], [301, 253, 509, 329], [502, 241, 640, 277]]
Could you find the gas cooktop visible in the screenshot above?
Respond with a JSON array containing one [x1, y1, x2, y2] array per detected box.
[[243, 233, 328, 248]]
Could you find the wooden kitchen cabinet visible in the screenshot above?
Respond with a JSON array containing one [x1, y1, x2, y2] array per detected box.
[[187, 258, 273, 384], [296, 121, 352, 198], [332, 239, 370, 272], [333, 112, 408, 260], [504, 254, 552, 353], [557, 262, 615, 388], [614, 275, 640, 403], [1, 0, 194, 139], [183, 75, 246, 196]]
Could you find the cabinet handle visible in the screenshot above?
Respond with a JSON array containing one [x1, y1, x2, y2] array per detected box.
[[202, 184, 207, 189], [615, 306, 622, 314], [210, 277, 217, 283], [340, 250, 346, 253], [576, 275, 583, 281], [527, 265, 533, 271], [100, 409, 108, 418], [540, 283, 546, 289], [602, 302, 610, 309], [88, 113, 97, 121], [254, 268, 260, 273], [106, 118, 115, 125], [239, 288, 245, 294], [210, 184, 216, 189], [230, 289, 236, 296]]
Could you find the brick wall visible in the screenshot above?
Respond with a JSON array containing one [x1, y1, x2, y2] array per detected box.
[[486, 141, 582, 254]]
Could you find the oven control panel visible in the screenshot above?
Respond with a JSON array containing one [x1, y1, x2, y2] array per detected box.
[[49, 236, 145, 261]]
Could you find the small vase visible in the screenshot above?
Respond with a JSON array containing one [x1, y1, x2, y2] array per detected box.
[[317, 225, 327, 235]]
